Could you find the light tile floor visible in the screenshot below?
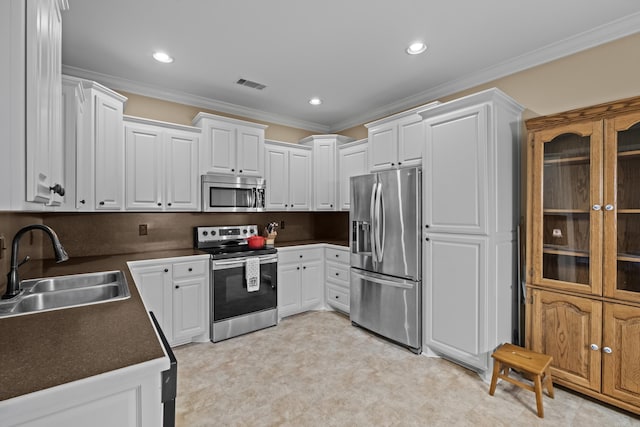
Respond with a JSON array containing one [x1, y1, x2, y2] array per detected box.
[[174, 311, 640, 426]]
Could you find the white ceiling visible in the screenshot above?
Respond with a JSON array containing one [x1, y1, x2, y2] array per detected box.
[[61, 0, 640, 132]]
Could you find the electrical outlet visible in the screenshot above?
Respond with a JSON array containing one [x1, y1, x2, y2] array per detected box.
[[280, 220, 285, 230], [139, 224, 148, 236]]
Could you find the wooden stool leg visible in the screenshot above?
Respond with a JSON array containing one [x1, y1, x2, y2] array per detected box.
[[545, 366, 554, 399], [534, 374, 544, 418], [489, 360, 501, 396]]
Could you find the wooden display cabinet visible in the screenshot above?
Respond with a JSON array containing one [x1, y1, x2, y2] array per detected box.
[[526, 96, 640, 415]]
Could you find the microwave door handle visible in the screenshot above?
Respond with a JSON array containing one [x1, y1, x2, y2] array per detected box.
[[251, 188, 256, 208]]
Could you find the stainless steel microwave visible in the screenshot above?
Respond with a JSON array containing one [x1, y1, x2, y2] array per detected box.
[[201, 174, 266, 212]]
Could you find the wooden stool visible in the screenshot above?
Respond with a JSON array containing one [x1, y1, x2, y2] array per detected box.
[[489, 343, 554, 418]]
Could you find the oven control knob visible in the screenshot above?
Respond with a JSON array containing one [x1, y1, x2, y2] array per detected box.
[[243, 229, 247, 234], [202, 231, 208, 236], [211, 230, 216, 236], [249, 228, 255, 234]]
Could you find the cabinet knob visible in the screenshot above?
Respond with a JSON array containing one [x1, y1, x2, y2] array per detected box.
[[239, 170, 243, 173], [592, 204, 601, 211], [299, 255, 303, 258], [157, 202, 162, 206], [231, 168, 235, 172], [391, 163, 395, 166], [175, 285, 179, 289], [330, 204, 333, 208], [99, 201, 105, 206], [603, 346, 613, 354], [168, 203, 172, 207], [335, 272, 339, 276], [398, 162, 402, 166], [335, 254, 339, 258], [297, 267, 300, 270], [164, 268, 169, 273], [605, 204, 614, 211], [50, 183, 65, 196], [303, 266, 306, 269], [335, 295, 339, 299], [425, 237, 430, 241], [590, 344, 599, 351], [79, 199, 86, 204], [285, 204, 288, 207], [188, 268, 193, 272], [425, 224, 429, 228]]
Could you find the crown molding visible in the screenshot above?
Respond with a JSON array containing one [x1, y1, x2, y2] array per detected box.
[[63, 12, 640, 135], [328, 12, 640, 132], [61, 65, 331, 133]]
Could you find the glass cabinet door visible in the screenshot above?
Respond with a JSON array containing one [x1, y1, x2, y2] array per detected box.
[[531, 121, 603, 294], [604, 112, 640, 302]]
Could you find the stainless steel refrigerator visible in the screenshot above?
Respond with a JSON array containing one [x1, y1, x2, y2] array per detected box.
[[350, 167, 422, 353]]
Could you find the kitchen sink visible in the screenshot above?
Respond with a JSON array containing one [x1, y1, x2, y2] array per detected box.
[[0, 271, 130, 318], [28, 271, 122, 293]]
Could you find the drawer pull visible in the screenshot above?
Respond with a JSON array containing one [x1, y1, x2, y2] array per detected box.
[[164, 268, 169, 273]]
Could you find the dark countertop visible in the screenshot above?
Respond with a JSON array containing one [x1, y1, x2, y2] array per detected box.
[[275, 239, 348, 248], [0, 249, 205, 401], [0, 242, 346, 402]]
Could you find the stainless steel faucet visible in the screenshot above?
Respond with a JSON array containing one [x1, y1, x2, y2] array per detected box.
[[2, 224, 69, 299]]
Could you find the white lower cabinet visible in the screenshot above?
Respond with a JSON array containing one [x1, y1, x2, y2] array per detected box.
[[1, 356, 167, 427], [128, 256, 209, 347], [325, 246, 350, 313], [277, 246, 324, 318]]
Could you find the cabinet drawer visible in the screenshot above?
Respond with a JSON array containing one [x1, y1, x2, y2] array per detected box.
[[326, 263, 349, 285], [327, 285, 349, 313], [173, 260, 207, 279], [278, 247, 323, 264], [326, 247, 349, 264]]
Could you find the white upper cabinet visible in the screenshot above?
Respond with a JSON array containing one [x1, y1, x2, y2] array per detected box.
[[193, 113, 267, 177], [423, 105, 489, 235], [85, 81, 127, 210], [25, 0, 67, 205], [124, 116, 200, 211], [299, 135, 353, 211], [337, 139, 368, 211], [365, 102, 439, 172], [264, 140, 311, 210]]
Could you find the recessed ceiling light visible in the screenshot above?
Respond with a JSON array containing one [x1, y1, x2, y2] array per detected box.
[[309, 97, 322, 106], [152, 51, 174, 63], [406, 42, 427, 55]]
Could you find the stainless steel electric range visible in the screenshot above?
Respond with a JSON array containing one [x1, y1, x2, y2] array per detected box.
[[194, 225, 278, 342]]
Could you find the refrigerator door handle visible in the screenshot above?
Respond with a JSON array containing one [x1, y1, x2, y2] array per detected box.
[[351, 269, 415, 289], [376, 182, 385, 262], [369, 182, 378, 265]]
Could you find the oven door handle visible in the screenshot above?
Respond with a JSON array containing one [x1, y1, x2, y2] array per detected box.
[[213, 255, 278, 270]]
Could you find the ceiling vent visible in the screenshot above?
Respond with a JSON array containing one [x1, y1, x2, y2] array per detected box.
[[236, 78, 266, 90]]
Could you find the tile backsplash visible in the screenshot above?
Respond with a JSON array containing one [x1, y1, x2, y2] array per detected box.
[[0, 210, 348, 291]]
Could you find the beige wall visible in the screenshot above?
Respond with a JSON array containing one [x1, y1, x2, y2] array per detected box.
[[120, 91, 316, 143], [339, 32, 640, 136]]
